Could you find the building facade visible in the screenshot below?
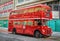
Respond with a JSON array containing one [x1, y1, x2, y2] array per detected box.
[[0, 0, 13, 29], [13, 0, 54, 9]]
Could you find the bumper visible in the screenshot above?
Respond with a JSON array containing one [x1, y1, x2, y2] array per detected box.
[[42, 28, 52, 36]]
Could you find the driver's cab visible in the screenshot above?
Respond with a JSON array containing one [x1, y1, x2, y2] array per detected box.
[[34, 19, 47, 26]]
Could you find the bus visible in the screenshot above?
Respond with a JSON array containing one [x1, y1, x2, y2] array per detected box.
[[8, 4, 52, 38]]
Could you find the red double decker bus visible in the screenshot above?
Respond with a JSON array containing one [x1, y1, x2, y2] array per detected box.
[[8, 4, 52, 38]]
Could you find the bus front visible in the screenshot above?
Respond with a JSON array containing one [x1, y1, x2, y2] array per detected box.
[[39, 7, 52, 37]]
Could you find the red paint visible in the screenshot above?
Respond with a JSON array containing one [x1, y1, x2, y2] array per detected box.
[[8, 4, 52, 37]]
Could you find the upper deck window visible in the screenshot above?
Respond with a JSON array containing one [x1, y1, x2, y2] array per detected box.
[[10, 7, 47, 15]]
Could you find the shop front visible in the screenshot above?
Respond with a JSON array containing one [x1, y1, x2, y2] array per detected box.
[[0, 20, 8, 29], [47, 19, 60, 32]]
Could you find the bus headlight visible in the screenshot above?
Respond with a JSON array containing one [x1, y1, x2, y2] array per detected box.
[[42, 30, 45, 32]]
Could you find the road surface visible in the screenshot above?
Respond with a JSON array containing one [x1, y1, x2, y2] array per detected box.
[[0, 32, 60, 41]]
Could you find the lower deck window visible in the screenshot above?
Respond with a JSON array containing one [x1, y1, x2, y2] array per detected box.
[[27, 21, 33, 26]]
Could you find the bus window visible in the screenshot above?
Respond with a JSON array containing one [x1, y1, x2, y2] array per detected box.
[[45, 10, 51, 17], [34, 19, 48, 26], [34, 19, 42, 26], [24, 10, 28, 13], [14, 21, 20, 25], [35, 7, 41, 12], [42, 20, 47, 26], [28, 8, 34, 13], [14, 22, 18, 25], [27, 21, 33, 26], [23, 21, 27, 25]]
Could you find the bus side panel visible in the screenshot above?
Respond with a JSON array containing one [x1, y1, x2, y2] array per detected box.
[[8, 21, 13, 32], [24, 26, 39, 35], [24, 26, 33, 35]]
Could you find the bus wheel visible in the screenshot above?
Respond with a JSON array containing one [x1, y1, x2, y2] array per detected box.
[[12, 28, 16, 34], [34, 31, 43, 38]]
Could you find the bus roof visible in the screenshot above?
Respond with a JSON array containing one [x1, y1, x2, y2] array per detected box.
[[11, 4, 51, 12]]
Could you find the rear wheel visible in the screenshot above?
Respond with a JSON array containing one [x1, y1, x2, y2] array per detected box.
[[12, 28, 16, 34], [34, 31, 43, 38]]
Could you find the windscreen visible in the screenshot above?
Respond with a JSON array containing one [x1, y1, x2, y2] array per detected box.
[[46, 10, 51, 17], [34, 19, 47, 26]]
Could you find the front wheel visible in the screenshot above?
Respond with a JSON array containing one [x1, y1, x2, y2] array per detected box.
[[34, 31, 43, 38]]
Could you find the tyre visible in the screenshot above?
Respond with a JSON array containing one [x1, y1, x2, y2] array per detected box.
[[12, 28, 16, 34], [34, 31, 43, 38]]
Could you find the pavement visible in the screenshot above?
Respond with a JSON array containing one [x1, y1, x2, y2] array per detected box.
[[52, 32, 60, 37], [0, 28, 9, 33]]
